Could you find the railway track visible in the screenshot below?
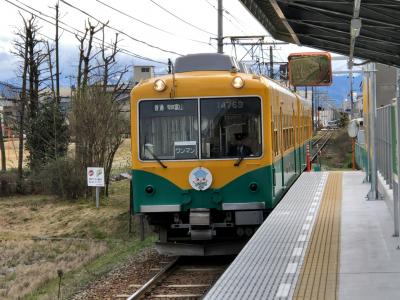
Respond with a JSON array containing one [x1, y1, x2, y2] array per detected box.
[[120, 256, 234, 300], [311, 130, 334, 162]]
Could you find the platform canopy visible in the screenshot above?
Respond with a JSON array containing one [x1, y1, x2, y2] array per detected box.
[[240, 0, 400, 67]]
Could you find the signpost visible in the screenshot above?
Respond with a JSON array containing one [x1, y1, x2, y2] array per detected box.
[[87, 167, 105, 209], [347, 119, 359, 170]]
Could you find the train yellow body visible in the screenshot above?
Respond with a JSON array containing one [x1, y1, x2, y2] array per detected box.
[[130, 54, 312, 255]]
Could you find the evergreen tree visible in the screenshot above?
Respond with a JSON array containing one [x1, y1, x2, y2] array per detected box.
[[25, 101, 69, 171]]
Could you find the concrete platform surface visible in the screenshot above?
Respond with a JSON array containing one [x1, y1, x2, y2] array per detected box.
[[339, 171, 400, 300], [204, 172, 328, 300], [205, 171, 400, 299]]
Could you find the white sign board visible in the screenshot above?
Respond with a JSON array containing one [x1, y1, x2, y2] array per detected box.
[[87, 167, 105, 187], [347, 120, 359, 138]]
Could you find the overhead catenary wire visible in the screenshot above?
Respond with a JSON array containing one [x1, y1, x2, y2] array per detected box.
[[59, 0, 183, 56], [4, 0, 168, 65], [203, 0, 246, 34], [148, 0, 216, 37], [95, 0, 213, 46]]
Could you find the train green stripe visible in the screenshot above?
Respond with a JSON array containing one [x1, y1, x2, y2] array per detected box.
[[132, 142, 310, 213]]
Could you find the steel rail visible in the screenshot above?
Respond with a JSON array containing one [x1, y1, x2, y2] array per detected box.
[[126, 257, 180, 300], [312, 131, 329, 147], [311, 131, 333, 162]]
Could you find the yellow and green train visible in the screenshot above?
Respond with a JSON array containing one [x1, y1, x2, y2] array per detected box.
[[130, 53, 312, 255]]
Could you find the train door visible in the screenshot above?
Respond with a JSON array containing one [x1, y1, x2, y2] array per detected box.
[[280, 107, 284, 187], [298, 107, 302, 172], [272, 95, 283, 198], [270, 109, 275, 198], [293, 108, 297, 174], [299, 112, 304, 171]]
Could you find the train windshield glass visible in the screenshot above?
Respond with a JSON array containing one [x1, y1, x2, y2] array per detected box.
[[139, 99, 199, 160], [200, 97, 262, 159]]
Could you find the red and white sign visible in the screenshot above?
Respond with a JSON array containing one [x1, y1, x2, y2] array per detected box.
[[87, 167, 105, 187]]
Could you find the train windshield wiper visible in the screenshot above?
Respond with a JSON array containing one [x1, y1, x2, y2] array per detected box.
[[234, 155, 245, 167], [145, 146, 167, 168]]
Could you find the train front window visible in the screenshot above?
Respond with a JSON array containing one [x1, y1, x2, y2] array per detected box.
[[200, 97, 262, 159], [139, 99, 199, 160]]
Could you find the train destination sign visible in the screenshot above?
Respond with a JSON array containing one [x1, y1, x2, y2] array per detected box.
[[174, 141, 197, 159], [153, 103, 184, 112]]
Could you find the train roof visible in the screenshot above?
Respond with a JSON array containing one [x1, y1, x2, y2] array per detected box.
[[175, 53, 241, 73]]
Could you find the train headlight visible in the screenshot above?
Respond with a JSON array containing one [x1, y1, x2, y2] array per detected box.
[[153, 79, 167, 92], [232, 76, 245, 89]]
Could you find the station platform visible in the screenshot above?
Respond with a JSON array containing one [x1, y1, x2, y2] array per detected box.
[[205, 171, 400, 300]]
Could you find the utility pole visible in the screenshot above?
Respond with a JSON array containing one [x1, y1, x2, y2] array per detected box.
[[312, 86, 315, 133], [394, 67, 400, 236], [55, 1, 60, 103], [269, 46, 273, 78], [316, 89, 320, 128], [349, 70, 356, 170], [217, 0, 223, 54], [368, 62, 378, 200], [349, 70, 354, 119]]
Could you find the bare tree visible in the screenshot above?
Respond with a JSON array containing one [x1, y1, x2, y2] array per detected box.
[[97, 29, 129, 194], [76, 27, 88, 91], [12, 14, 32, 187], [98, 28, 129, 100], [70, 87, 126, 195], [12, 13, 64, 181], [75, 20, 107, 90], [71, 22, 130, 196]]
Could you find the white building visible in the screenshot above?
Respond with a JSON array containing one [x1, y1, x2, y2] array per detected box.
[[133, 65, 155, 85], [319, 108, 335, 127]]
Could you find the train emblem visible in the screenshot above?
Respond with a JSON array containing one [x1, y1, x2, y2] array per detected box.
[[189, 167, 213, 191]]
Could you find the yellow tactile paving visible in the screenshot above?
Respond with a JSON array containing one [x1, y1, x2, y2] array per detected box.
[[293, 172, 342, 300]]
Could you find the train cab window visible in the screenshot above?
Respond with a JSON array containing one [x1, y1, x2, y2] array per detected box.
[[200, 97, 262, 159], [139, 99, 199, 160]]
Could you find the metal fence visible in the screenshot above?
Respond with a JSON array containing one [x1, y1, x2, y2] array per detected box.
[[376, 104, 393, 188], [355, 129, 368, 174]]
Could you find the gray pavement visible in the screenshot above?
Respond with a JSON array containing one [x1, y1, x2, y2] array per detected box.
[[204, 172, 328, 300], [339, 171, 400, 300]]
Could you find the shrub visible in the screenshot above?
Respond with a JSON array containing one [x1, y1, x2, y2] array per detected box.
[[0, 170, 18, 196], [0, 169, 34, 196], [34, 158, 86, 199]]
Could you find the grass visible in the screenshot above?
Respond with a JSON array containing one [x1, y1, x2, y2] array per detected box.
[[319, 127, 353, 170], [0, 140, 156, 299], [0, 239, 108, 298], [22, 237, 156, 300], [0, 180, 155, 300]]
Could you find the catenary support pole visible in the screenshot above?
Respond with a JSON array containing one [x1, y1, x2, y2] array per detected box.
[[350, 70, 354, 119], [269, 46, 273, 78], [394, 68, 400, 236], [368, 62, 378, 200], [217, 0, 223, 54], [352, 137, 355, 170]]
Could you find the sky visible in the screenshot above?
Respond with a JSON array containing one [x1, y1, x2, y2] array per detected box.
[[0, 0, 361, 102]]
